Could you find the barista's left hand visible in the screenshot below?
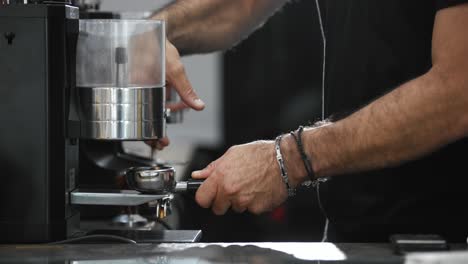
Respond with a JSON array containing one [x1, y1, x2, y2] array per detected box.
[[144, 40, 205, 150], [191, 141, 288, 215]]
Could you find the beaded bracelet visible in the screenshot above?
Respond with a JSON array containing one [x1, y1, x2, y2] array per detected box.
[[290, 126, 316, 182], [275, 135, 296, 197]]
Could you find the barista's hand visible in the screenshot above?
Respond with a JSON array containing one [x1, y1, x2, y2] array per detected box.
[[131, 31, 204, 112], [192, 141, 288, 215], [146, 137, 170, 151], [145, 40, 205, 150], [166, 40, 205, 111]]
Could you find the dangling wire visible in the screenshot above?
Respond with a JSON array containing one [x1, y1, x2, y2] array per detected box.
[[316, 182, 329, 242], [315, 0, 327, 121], [314, 0, 330, 243]]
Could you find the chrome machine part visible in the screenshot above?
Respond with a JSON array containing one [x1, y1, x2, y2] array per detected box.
[[109, 176, 202, 220], [70, 189, 172, 206], [166, 88, 184, 124], [173, 181, 188, 193], [126, 166, 176, 194], [126, 166, 204, 194], [151, 196, 173, 219], [78, 86, 166, 140], [112, 213, 148, 227], [72, 0, 100, 10], [174, 181, 204, 193], [76, 19, 166, 140], [71, 189, 176, 219]]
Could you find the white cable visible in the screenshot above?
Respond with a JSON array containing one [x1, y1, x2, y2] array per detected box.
[[321, 217, 329, 242], [314, 0, 330, 242], [315, 0, 327, 121], [316, 182, 329, 242]]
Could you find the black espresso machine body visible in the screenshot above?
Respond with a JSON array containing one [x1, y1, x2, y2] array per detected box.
[[0, 2, 80, 242]]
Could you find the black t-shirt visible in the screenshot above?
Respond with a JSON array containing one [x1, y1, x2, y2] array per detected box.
[[320, 0, 468, 242]]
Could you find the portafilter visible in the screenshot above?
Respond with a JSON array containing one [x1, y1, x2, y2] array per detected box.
[[126, 166, 203, 194]]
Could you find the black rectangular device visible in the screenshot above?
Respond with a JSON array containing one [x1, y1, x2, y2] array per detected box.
[[390, 234, 449, 255]]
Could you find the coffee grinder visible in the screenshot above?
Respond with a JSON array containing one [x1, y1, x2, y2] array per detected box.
[[0, 1, 200, 243]]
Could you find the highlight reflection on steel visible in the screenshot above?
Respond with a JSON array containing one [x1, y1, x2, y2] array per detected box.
[[78, 86, 166, 140]]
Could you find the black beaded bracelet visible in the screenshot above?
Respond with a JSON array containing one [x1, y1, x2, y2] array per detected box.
[[290, 126, 315, 181]]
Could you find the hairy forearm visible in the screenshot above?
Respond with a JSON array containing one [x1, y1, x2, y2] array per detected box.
[[298, 67, 468, 180], [284, 4, 468, 182], [152, 0, 288, 55], [282, 66, 468, 185]]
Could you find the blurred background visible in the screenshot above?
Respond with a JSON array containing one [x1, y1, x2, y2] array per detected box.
[[100, 0, 325, 242]]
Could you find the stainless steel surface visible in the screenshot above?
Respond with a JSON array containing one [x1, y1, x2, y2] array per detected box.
[[112, 214, 148, 227], [126, 166, 203, 195], [76, 20, 166, 140], [166, 88, 184, 123], [78, 86, 166, 140], [70, 189, 171, 206], [126, 166, 175, 194], [72, 0, 101, 11], [174, 181, 188, 192], [0, 243, 415, 263]]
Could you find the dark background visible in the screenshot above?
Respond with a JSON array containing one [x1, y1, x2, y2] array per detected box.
[[182, 0, 326, 242]]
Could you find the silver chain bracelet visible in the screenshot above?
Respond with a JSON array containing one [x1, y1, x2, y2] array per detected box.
[[275, 135, 296, 197]]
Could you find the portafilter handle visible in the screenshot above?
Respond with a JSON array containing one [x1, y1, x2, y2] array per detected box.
[[174, 179, 204, 193]]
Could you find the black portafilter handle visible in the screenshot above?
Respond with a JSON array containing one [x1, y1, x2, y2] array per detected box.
[[187, 179, 204, 191], [174, 179, 204, 193]]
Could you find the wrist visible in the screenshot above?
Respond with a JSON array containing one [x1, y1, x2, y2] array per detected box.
[[281, 134, 309, 187], [302, 124, 332, 178]]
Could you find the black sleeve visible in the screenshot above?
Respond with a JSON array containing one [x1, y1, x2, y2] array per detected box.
[[436, 0, 468, 10]]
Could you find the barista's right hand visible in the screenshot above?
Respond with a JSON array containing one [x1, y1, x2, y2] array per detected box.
[[165, 40, 205, 111]]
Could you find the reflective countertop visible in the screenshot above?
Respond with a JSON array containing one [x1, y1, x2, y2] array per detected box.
[[0, 243, 466, 263]]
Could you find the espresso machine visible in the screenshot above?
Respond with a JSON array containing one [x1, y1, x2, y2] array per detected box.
[[0, 0, 200, 243]]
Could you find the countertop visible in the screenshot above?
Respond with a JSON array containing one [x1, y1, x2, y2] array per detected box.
[[1, 242, 467, 263]]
